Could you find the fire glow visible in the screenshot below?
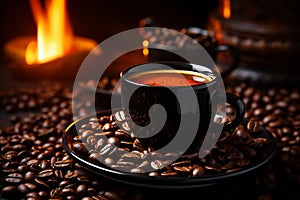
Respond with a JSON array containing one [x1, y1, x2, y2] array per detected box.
[[4, 0, 99, 79], [26, 0, 74, 65], [221, 0, 231, 19]]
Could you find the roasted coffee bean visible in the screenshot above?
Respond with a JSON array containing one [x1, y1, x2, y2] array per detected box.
[[17, 164, 30, 173], [76, 175, 91, 184], [108, 137, 120, 146], [76, 184, 87, 195], [26, 192, 41, 200], [37, 190, 48, 198], [5, 172, 23, 184], [3, 161, 19, 169], [94, 138, 106, 150], [34, 178, 50, 189], [58, 180, 71, 188], [17, 182, 37, 194], [86, 135, 97, 145], [99, 144, 114, 156], [54, 160, 73, 169], [89, 152, 102, 163], [247, 120, 260, 133], [61, 188, 75, 196], [1, 185, 20, 198], [50, 156, 57, 168], [65, 171, 78, 179], [150, 160, 165, 170], [81, 130, 94, 140], [50, 187, 63, 198], [173, 165, 192, 173], [39, 160, 51, 170], [237, 159, 251, 166], [36, 152, 51, 160], [147, 171, 160, 176], [17, 150, 31, 159], [130, 168, 145, 174], [24, 171, 35, 182], [73, 142, 89, 154], [160, 170, 178, 176], [54, 169, 64, 179], [86, 187, 96, 196], [103, 157, 115, 167], [192, 165, 206, 177], [38, 169, 54, 178]]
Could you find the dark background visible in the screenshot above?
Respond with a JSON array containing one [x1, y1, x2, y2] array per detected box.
[[0, 0, 218, 52]]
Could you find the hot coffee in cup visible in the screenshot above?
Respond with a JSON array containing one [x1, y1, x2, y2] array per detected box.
[[115, 61, 245, 155], [127, 69, 213, 86]]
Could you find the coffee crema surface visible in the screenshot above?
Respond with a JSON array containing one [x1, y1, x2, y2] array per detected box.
[[127, 70, 213, 87]]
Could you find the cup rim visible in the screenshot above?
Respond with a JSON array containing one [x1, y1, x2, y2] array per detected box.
[[120, 61, 217, 89]]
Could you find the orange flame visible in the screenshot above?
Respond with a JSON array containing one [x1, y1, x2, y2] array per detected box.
[[26, 0, 74, 65], [222, 0, 231, 19]]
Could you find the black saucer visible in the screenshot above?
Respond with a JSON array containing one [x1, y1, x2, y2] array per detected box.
[[62, 110, 277, 189]]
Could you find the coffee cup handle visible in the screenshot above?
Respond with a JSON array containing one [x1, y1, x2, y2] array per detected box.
[[213, 45, 240, 78], [220, 92, 245, 131]]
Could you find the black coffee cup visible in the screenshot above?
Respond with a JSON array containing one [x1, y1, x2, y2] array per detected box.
[[117, 61, 245, 154]]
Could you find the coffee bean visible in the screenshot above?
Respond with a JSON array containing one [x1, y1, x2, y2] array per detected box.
[[54, 160, 73, 169], [237, 159, 251, 166], [17, 182, 37, 194], [26, 191, 40, 199], [192, 165, 206, 177], [86, 135, 97, 145], [24, 171, 35, 182], [108, 137, 120, 146], [160, 170, 178, 176], [99, 144, 114, 156], [65, 171, 78, 179], [104, 157, 115, 167], [173, 165, 192, 173], [38, 169, 54, 178], [150, 160, 165, 170], [17, 164, 30, 173], [76, 184, 87, 195], [34, 178, 50, 189], [81, 130, 94, 140], [61, 188, 75, 196], [81, 197, 93, 200], [89, 152, 102, 163], [76, 176, 91, 183], [3, 161, 19, 169], [247, 120, 260, 133], [73, 143, 89, 154], [1, 185, 20, 198], [50, 187, 63, 198], [5, 172, 23, 184]]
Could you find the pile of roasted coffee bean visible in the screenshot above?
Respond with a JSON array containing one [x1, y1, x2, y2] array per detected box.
[[72, 110, 270, 177], [140, 25, 217, 50], [0, 82, 142, 200], [1, 79, 300, 200], [226, 80, 300, 187], [78, 77, 119, 93]]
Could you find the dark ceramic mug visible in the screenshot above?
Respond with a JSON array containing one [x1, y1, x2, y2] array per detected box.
[[117, 61, 245, 153]]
